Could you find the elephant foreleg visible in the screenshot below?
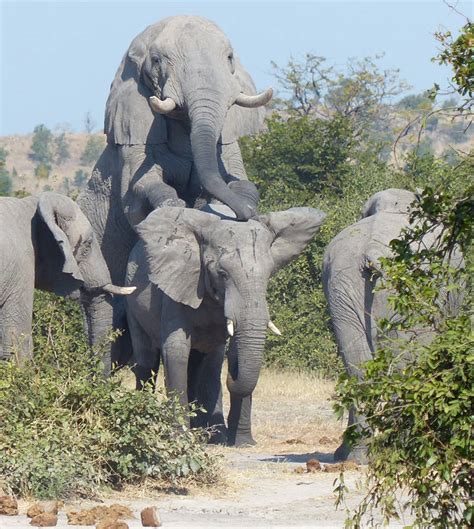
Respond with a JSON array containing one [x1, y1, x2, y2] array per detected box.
[[0, 290, 34, 364]]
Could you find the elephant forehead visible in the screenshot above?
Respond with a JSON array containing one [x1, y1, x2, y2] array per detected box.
[[155, 16, 228, 52], [206, 221, 273, 251]]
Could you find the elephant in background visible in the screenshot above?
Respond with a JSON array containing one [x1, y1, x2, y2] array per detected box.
[[322, 188, 463, 463], [78, 15, 271, 366], [0, 192, 133, 369], [125, 205, 326, 446]]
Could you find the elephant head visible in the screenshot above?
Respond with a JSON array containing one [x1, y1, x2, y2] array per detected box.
[[35, 192, 134, 371], [136, 205, 326, 398], [105, 15, 272, 220], [360, 188, 417, 218]]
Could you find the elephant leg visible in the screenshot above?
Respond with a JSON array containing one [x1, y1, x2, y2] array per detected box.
[[227, 394, 256, 447], [190, 347, 226, 444], [330, 298, 373, 463], [0, 288, 34, 363], [161, 301, 191, 412], [127, 310, 159, 390]]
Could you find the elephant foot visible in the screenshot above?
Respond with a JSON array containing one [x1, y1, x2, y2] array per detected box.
[[228, 432, 257, 447]]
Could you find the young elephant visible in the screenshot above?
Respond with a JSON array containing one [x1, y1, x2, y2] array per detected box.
[[0, 192, 134, 367], [125, 205, 326, 446], [322, 188, 462, 463]]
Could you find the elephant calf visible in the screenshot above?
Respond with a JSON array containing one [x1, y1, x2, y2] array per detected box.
[[125, 204, 326, 446], [323, 188, 463, 463], [0, 192, 133, 366]]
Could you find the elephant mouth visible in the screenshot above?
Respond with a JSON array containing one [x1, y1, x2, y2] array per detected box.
[[148, 87, 273, 116]]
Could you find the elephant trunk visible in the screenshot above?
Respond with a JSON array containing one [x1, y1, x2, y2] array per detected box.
[[226, 316, 268, 398], [188, 95, 254, 220], [80, 291, 114, 376]]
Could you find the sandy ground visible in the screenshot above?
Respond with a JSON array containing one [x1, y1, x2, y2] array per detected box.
[[0, 370, 411, 528]]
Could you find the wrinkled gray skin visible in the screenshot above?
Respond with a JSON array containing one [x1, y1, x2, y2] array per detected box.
[[323, 189, 462, 463], [0, 192, 131, 371], [78, 15, 270, 366], [125, 206, 326, 446]]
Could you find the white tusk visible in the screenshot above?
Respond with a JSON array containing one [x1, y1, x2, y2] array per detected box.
[[268, 320, 282, 336], [227, 319, 235, 337], [149, 96, 177, 114], [234, 87, 273, 108], [103, 284, 136, 296]]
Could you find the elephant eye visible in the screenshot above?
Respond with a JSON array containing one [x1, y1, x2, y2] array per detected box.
[[227, 53, 235, 74], [218, 269, 229, 281]]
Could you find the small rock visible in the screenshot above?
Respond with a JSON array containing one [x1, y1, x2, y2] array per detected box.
[[293, 466, 305, 474], [67, 509, 96, 525], [0, 495, 18, 516], [30, 513, 58, 526], [141, 506, 162, 527], [27, 501, 59, 518], [306, 458, 322, 472], [96, 518, 129, 529]]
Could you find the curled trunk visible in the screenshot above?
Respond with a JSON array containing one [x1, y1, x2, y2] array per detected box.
[[226, 318, 267, 398]]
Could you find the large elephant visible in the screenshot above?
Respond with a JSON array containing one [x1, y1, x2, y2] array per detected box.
[[78, 15, 271, 366], [0, 192, 133, 369], [322, 189, 462, 463], [125, 205, 326, 446]]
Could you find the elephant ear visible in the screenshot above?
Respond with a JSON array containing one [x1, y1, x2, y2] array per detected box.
[[220, 57, 267, 144], [37, 192, 84, 283], [258, 207, 327, 274], [104, 23, 167, 145], [136, 207, 219, 308]]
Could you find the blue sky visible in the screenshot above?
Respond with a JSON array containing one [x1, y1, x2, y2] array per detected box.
[[0, 0, 471, 135]]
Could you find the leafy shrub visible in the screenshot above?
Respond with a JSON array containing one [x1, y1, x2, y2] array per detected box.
[[0, 147, 12, 196], [80, 135, 105, 166], [0, 292, 218, 499], [335, 179, 473, 527]]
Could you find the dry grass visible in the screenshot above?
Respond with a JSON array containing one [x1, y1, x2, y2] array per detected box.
[[224, 368, 345, 455]]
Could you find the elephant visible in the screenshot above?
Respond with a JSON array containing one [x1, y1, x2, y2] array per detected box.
[[124, 204, 327, 446], [322, 188, 463, 463], [0, 192, 134, 368], [78, 15, 272, 367]]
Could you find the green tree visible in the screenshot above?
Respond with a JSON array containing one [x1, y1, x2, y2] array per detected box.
[[74, 169, 88, 188], [0, 147, 13, 196], [30, 124, 53, 164], [80, 135, 104, 166], [54, 132, 71, 165]]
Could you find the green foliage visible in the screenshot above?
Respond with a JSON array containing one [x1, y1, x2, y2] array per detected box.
[[0, 147, 12, 196], [80, 135, 105, 166], [434, 21, 474, 106], [34, 162, 51, 179], [334, 180, 473, 527], [54, 132, 71, 165], [74, 169, 88, 187], [396, 91, 433, 111], [0, 292, 218, 499], [30, 124, 54, 164]]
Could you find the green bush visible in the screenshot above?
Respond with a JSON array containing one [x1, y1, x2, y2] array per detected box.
[[0, 147, 12, 196], [335, 179, 473, 527], [80, 135, 105, 166], [0, 292, 218, 499]]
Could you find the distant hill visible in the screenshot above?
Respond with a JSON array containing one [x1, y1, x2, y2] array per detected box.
[[1, 116, 472, 197], [0, 133, 105, 196]]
